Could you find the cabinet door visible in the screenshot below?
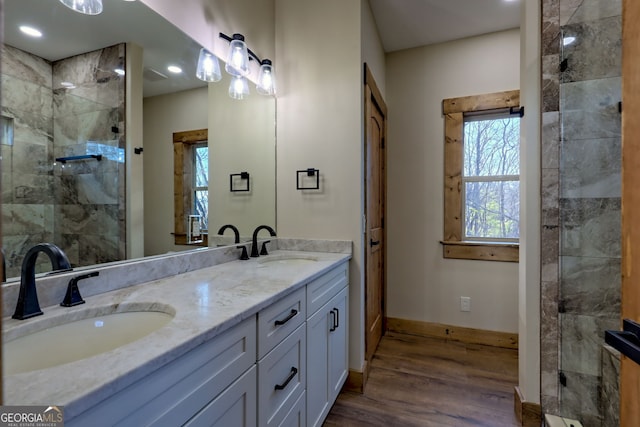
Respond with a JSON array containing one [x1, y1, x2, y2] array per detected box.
[[328, 287, 349, 401], [306, 287, 349, 427], [184, 365, 256, 427], [306, 303, 331, 427]]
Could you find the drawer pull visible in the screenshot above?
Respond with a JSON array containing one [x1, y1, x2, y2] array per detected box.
[[275, 366, 298, 390], [274, 309, 298, 326]]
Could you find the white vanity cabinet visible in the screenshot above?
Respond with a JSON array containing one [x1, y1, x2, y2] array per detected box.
[[61, 256, 350, 427], [305, 262, 349, 427]]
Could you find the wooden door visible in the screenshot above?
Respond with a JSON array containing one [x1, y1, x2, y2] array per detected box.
[[621, 0, 640, 424], [364, 65, 387, 365]]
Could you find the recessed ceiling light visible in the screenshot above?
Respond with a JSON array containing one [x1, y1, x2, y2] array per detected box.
[[167, 65, 182, 74], [563, 36, 576, 46], [19, 25, 42, 38], [114, 68, 125, 76]]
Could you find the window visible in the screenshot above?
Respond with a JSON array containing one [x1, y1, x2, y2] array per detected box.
[[193, 142, 209, 231], [441, 90, 520, 262], [173, 129, 208, 246]]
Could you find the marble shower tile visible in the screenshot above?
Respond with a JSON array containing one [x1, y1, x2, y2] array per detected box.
[[541, 281, 559, 398], [0, 44, 52, 87], [561, 107, 621, 141], [560, 77, 621, 112], [542, 168, 560, 226], [543, 55, 560, 112], [563, 0, 621, 25], [560, 314, 618, 375], [560, 255, 620, 318], [2, 74, 54, 120], [559, 0, 584, 26], [561, 137, 620, 199], [55, 204, 119, 236], [543, 0, 561, 56], [541, 225, 560, 282], [560, 198, 620, 258], [11, 174, 53, 205], [559, 371, 602, 425], [561, 16, 621, 83], [542, 112, 560, 169], [601, 345, 620, 427]]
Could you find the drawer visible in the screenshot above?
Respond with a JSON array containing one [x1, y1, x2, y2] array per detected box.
[[258, 287, 305, 359], [306, 262, 348, 316], [258, 324, 306, 427], [184, 365, 257, 427]]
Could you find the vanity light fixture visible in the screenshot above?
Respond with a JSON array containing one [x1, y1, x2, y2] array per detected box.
[[256, 59, 276, 96], [219, 32, 277, 98], [196, 48, 222, 82], [59, 0, 103, 15], [229, 75, 250, 100], [223, 34, 250, 77]]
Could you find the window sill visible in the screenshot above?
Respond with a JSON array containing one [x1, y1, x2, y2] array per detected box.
[[440, 240, 519, 263], [173, 233, 208, 247]]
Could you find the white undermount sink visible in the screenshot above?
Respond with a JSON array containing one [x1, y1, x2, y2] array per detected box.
[[258, 254, 319, 266], [4, 306, 174, 375]]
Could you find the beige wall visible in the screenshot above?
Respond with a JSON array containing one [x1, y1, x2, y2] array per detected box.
[[143, 87, 208, 256], [127, 43, 145, 259], [361, 0, 386, 98], [275, 0, 366, 371], [519, 0, 541, 404], [385, 29, 521, 333], [208, 73, 276, 236]]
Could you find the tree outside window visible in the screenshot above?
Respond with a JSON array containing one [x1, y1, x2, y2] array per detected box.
[[193, 143, 209, 231], [463, 114, 519, 242]]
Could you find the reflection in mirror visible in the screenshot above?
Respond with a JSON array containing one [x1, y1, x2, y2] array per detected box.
[[1, 0, 276, 280]]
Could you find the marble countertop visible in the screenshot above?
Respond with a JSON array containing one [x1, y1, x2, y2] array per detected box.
[[3, 249, 351, 419]]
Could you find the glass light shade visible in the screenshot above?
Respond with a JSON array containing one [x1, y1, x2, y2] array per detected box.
[[256, 60, 276, 96], [59, 0, 103, 15], [196, 48, 222, 82], [228, 76, 249, 100], [225, 34, 250, 77]]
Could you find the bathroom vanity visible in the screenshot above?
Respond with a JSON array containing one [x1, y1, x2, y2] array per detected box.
[[2, 240, 351, 426]]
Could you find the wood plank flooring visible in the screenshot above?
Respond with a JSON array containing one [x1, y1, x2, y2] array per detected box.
[[324, 332, 520, 427]]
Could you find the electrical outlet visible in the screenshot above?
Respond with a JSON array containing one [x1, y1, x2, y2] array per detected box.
[[460, 296, 471, 312]]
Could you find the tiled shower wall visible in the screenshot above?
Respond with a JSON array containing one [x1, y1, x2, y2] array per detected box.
[[541, 0, 621, 426], [1, 44, 126, 278]]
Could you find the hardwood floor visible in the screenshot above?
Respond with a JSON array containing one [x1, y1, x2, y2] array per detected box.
[[324, 332, 520, 427]]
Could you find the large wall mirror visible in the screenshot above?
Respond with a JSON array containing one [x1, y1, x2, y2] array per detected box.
[[1, 0, 276, 280]]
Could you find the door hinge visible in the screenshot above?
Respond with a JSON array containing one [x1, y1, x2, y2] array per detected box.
[[558, 299, 566, 314], [382, 217, 385, 229], [381, 137, 385, 149]]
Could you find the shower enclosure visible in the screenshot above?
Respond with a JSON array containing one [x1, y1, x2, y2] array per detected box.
[[1, 43, 126, 278], [541, 0, 622, 426]]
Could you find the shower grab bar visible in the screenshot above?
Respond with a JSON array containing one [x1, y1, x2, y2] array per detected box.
[[605, 318, 640, 366], [55, 154, 102, 163]]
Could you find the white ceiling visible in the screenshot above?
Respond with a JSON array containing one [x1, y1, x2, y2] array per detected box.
[[368, 0, 522, 52]]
